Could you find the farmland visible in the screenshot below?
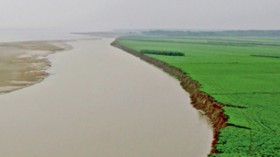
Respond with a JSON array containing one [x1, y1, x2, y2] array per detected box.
[[114, 33, 280, 156]]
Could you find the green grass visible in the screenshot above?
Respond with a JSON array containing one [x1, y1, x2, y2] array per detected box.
[[115, 36, 280, 156]]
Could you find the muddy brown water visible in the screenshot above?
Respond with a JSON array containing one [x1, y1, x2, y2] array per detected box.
[[0, 39, 212, 157]]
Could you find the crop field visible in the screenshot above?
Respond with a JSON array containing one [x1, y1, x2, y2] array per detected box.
[[115, 35, 280, 156]]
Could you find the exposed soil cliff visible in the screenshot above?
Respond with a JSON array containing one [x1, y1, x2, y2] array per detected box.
[[111, 41, 228, 154]]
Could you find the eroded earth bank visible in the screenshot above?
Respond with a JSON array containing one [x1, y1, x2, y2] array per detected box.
[[112, 40, 226, 154]]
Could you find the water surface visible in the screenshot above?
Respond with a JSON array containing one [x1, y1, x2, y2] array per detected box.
[[0, 39, 212, 157]]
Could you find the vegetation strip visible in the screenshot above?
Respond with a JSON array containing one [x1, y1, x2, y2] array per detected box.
[[251, 54, 280, 59], [111, 40, 227, 154], [140, 50, 185, 56]]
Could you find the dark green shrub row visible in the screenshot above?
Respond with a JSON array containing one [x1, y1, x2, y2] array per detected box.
[[251, 54, 280, 58], [140, 50, 185, 56]]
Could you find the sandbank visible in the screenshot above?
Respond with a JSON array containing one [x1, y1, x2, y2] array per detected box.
[[0, 41, 71, 93]]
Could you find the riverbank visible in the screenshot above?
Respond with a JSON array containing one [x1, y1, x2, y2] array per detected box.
[[113, 35, 280, 156], [111, 40, 226, 154], [0, 41, 71, 94]]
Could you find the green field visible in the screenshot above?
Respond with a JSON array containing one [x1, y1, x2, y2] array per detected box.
[[115, 34, 280, 156]]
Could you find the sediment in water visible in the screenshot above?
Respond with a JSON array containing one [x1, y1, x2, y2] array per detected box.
[[111, 40, 228, 155]]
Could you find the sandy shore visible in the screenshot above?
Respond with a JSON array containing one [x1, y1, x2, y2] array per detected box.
[[0, 41, 71, 94]]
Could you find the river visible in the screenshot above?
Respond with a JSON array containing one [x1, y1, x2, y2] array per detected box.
[[0, 38, 212, 157]]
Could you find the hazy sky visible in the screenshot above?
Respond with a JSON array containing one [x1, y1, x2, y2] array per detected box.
[[0, 0, 279, 31]]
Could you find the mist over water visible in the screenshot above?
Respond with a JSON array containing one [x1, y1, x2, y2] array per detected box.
[[0, 29, 88, 42], [0, 0, 279, 31]]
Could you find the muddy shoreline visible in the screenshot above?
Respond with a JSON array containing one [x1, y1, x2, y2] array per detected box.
[[111, 40, 227, 154]]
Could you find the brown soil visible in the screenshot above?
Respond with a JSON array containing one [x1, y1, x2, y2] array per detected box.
[[111, 41, 228, 154]]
